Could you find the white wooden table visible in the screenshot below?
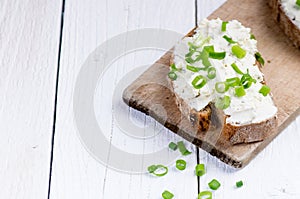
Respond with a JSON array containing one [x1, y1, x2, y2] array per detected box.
[[2, 0, 300, 198]]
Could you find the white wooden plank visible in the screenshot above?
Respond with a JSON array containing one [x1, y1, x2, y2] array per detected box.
[[0, 0, 62, 198], [49, 0, 213, 198]]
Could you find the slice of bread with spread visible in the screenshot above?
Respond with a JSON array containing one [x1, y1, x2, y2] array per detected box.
[[168, 19, 278, 145], [269, 0, 300, 48]]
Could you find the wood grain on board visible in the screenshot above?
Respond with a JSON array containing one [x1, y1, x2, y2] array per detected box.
[[123, 0, 300, 168]]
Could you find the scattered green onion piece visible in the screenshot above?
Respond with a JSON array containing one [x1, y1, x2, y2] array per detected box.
[[168, 71, 177, 80], [255, 52, 265, 66], [187, 65, 202, 72], [241, 71, 256, 89], [235, 86, 246, 97], [195, 164, 206, 176], [221, 21, 228, 32], [208, 179, 221, 190], [232, 45, 246, 59], [162, 190, 174, 199], [185, 51, 202, 64], [223, 35, 237, 44], [200, 46, 214, 67], [236, 180, 244, 188], [250, 33, 256, 40], [203, 45, 215, 53], [259, 85, 271, 96], [168, 142, 177, 151], [297, 0, 300, 6], [215, 95, 231, 110], [209, 51, 226, 60], [147, 164, 168, 177], [198, 191, 212, 199], [207, 67, 216, 79], [226, 77, 240, 87], [176, 159, 187, 171], [231, 63, 244, 75], [177, 141, 192, 156], [170, 63, 179, 71], [191, 75, 207, 89], [215, 82, 229, 93]]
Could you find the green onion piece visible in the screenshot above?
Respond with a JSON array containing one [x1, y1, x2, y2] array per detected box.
[[226, 77, 240, 87], [250, 33, 256, 40], [215, 82, 229, 93], [255, 52, 265, 66], [241, 71, 256, 89], [195, 164, 206, 176], [162, 190, 174, 199], [259, 85, 270, 96], [188, 42, 199, 51], [215, 95, 231, 110], [235, 86, 246, 97], [232, 45, 246, 59], [297, 0, 300, 6], [221, 21, 228, 32], [203, 45, 215, 53], [177, 141, 192, 155], [176, 159, 187, 171], [223, 35, 237, 44], [207, 67, 216, 79], [198, 191, 212, 199], [200, 46, 214, 67], [231, 63, 244, 75], [186, 65, 201, 72], [185, 51, 202, 64], [236, 180, 244, 188], [208, 179, 221, 190], [147, 164, 168, 177], [168, 142, 177, 151], [209, 51, 226, 59], [168, 71, 177, 80], [170, 63, 179, 71], [191, 75, 207, 89]]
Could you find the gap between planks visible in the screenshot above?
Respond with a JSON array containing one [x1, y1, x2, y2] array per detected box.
[[47, 0, 66, 199]]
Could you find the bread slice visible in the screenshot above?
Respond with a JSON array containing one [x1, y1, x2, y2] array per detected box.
[[269, 0, 300, 48], [169, 19, 278, 145]]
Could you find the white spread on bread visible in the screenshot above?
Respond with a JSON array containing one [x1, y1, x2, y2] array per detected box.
[[171, 18, 277, 126], [281, 0, 300, 27]]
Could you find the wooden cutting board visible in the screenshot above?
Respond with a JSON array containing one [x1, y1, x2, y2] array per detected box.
[[122, 0, 300, 168]]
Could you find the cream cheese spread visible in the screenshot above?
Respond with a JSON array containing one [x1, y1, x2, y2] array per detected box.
[[281, 0, 300, 27], [171, 18, 277, 126]]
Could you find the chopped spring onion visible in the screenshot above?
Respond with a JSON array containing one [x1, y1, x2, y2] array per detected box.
[[215, 82, 229, 93], [231, 63, 244, 75], [162, 190, 174, 199], [170, 63, 179, 71], [147, 164, 168, 177], [168, 142, 177, 151], [208, 179, 221, 190], [187, 65, 202, 72], [236, 180, 244, 188], [200, 45, 215, 67], [215, 95, 231, 110], [221, 21, 228, 32], [232, 45, 246, 59], [185, 51, 202, 64], [195, 164, 206, 176], [226, 77, 240, 87], [241, 71, 256, 89], [168, 71, 177, 80], [177, 141, 192, 156], [191, 75, 207, 89], [235, 86, 246, 97], [207, 67, 216, 79], [223, 35, 237, 44], [198, 191, 212, 199], [209, 51, 226, 60], [255, 52, 265, 66], [250, 33, 256, 40], [297, 0, 300, 6], [259, 85, 270, 96], [176, 159, 186, 171]]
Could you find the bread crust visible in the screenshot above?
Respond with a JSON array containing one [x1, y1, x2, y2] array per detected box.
[[269, 0, 300, 48]]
